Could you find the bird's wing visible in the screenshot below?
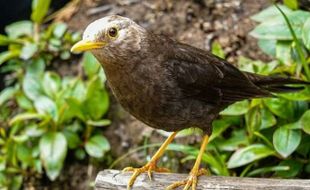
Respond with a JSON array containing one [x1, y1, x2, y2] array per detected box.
[[165, 43, 270, 106]]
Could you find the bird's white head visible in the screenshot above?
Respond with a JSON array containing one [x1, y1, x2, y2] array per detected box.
[[71, 15, 146, 63]]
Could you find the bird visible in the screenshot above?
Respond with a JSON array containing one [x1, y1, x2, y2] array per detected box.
[[71, 15, 310, 190]]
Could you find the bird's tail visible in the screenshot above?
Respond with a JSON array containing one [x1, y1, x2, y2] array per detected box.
[[245, 72, 310, 93]]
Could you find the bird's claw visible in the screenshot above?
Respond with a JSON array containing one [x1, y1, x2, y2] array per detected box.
[[123, 162, 170, 189], [166, 168, 207, 190]]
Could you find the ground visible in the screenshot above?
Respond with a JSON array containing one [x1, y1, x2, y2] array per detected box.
[[31, 0, 272, 189]]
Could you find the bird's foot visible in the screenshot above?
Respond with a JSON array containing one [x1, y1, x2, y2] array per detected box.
[[166, 168, 207, 190], [123, 161, 170, 189]]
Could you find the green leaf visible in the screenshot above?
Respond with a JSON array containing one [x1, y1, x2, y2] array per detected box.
[[34, 96, 58, 121], [284, 0, 298, 10], [273, 127, 301, 158], [16, 93, 33, 110], [0, 87, 16, 106], [210, 119, 230, 141], [276, 40, 292, 65], [39, 132, 67, 181], [279, 87, 310, 101], [220, 100, 249, 116], [85, 135, 110, 158], [0, 50, 20, 65], [24, 124, 45, 137], [0, 34, 22, 46], [42, 72, 61, 98], [301, 110, 310, 134], [259, 108, 276, 130], [276, 160, 302, 178], [251, 5, 292, 22], [227, 144, 275, 168], [16, 143, 33, 165], [9, 175, 23, 190], [83, 77, 109, 120], [302, 17, 310, 50], [20, 43, 38, 60], [82, 52, 101, 78], [31, 0, 51, 23], [5, 21, 33, 38], [211, 41, 225, 59], [86, 119, 111, 127], [26, 58, 45, 76], [264, 98, 294, 119], [62, 97, 85, 122], [258, 39, 276, 57], [63, 130, 81, 149], [247, 166, 289, 177], [53, 23, 68, 38], [9, 113, 44, 125], [250, 10, 310, 40]]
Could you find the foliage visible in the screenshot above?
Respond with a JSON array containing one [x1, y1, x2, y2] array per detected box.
[[163, 4, 310, 178], [0, 0, 110, 188]]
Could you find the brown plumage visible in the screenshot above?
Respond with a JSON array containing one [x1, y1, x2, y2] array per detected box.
[[71, 15, 309, 190]]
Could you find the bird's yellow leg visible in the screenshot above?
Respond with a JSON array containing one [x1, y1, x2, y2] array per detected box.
[[166, 134, 209, 190], [123, 131, 178, 190]]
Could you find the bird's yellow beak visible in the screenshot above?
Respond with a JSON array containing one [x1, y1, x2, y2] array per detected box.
[[71, 40, 106, 53]]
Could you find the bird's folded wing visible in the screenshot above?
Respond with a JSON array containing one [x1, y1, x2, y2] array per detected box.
[[165, 43, 270, 106]]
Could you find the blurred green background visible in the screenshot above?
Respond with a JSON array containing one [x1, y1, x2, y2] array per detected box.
[[0, 0, 309, 189]]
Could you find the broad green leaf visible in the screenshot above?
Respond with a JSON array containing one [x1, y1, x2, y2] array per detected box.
[[258, 39, 276, 57], [216, 130, 248, 151], [9, 113, 44, 125], [63, 130, 81, 149], [276, 41, 292, 65], [75, 148, 86, 160], [16, 143, 33, 165], [220, 100, 249, 116], [86, 119, 111, 127], [9, 175, 23, 190], [16, 93, 33, 110], [250, 10, 310, 40], [276, 160, 302, 178], [227, 144, 275, 168], [284, 0, 298, 10], [24, 124, 45, 137], [31, 0, 51, 23], [210, 119, 230, 141], [247, 166, 289, 177], [5, 21, 33, 38], [82, 52, 101, 78], [42, 72, 61, 98], [0, 87, 16, 106], [264, 98, 294, 119], [85, 135, 110, 158], [302, 17, 310, 50], [53, 23, 67, 38], [20, 43, 38, 60], [83, 77, 109, 120], [245, 107, 261, 136], [0, 50, 20, 65], [273, 127, 301, 158], [26, 58, 45, 76], [62, 98, 85, 122], [39, 132, 67, 181], [211, 41, 225, 59], [301, 110, 310, 134], [23, 72, 44, 101], [34, 96, 58, 121], [259, 108, 276, 129], [251, 5, 292, 22]]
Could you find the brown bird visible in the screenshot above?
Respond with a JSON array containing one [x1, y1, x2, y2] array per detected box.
[[71, 15, 309, 190]]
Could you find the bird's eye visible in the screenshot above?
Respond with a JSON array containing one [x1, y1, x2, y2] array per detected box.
[[108, 27, 118, 38]]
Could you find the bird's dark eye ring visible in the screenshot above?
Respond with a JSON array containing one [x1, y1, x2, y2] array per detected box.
[[108, 27, 118, 38]]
